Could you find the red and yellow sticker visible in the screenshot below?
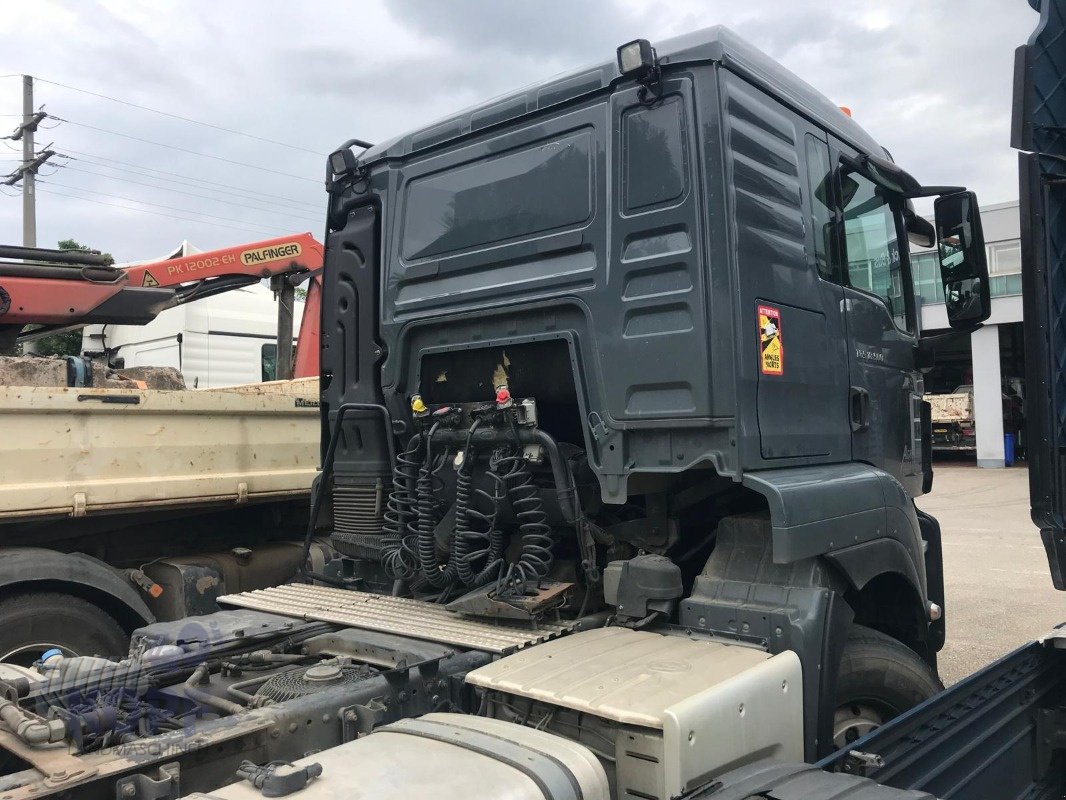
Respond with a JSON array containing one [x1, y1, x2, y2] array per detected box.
[[758, 304, 783, 375]]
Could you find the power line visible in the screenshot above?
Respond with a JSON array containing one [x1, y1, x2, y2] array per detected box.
[[57, 148, 321, 210], [34, 77, 323, 155], [39, 179, 298, 233], [37, 186, 289, 237], [50, 115, 320, 183], [51, 163, 321, 223], [62, 157, 319, 213]]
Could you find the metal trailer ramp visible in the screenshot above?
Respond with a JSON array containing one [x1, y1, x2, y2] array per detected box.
[[218, 584, 574, 653]]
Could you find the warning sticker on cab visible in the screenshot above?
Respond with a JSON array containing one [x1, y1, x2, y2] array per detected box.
[[758, 304, 783, 376]]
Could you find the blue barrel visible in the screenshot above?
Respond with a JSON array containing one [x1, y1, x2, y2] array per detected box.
[[1004, 433, 1016, 466]]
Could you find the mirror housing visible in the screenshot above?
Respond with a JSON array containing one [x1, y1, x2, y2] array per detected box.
[[934, 191, 991, 329]]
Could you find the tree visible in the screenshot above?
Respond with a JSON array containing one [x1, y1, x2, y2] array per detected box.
[[29, 240, 114, 358]]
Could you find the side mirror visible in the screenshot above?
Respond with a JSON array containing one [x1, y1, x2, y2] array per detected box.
[[934, 191, 991, 329]]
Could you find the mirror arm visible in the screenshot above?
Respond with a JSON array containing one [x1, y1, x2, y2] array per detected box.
[[910, 185, 966, 198], [916, 323, 983, 369]]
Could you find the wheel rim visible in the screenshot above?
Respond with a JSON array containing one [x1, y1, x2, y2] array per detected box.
[[0, 641, 77, 667], [833, 701, 895, 749]]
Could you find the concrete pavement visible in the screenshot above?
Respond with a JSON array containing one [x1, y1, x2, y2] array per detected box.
[[917, 464, 1066, 685]]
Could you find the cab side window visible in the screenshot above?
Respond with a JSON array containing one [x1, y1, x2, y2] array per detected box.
[[804, 135, 837, 282], [842, 173, 910, 332]]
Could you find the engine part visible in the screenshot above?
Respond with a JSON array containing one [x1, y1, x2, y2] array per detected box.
[[378, 396, 582, 605], [191, 713, 609, 800], [254, 663, 374, 703], [184, 664, 245, 716], [141, 540, 334, 622], [331, 476, 386, 541], [218, 584, 574, 652], [300, 628, 456, 668], [235, 759, 323, 798], [602, 555, 683, 619], [0, 698, 64, 746], [466, 627, 803, 799], [50, 687, 193, 753], [130, 610, 309, 655], [445, 580, 573, 620]]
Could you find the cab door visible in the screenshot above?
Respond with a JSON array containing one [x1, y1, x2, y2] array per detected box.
[[832, 140, 924, 495]]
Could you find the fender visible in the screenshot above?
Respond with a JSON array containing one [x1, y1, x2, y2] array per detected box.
[[742, 462, 929, 604], [823, 538, 923, 597], [0, 547, 154, 631]]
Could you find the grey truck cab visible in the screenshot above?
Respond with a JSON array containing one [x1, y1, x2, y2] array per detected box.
[[0, 26, 1007, 800], [320, 27, 991, 757]]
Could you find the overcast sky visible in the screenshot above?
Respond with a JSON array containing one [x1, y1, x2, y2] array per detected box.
[[0, 1, 1039, 262]]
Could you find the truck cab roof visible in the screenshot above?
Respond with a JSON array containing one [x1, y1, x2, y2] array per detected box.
[[357, 25, 887, 166]]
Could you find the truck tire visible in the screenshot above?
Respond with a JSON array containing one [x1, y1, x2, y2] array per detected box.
[[833, 625, 943, 748], [0, 592, 128, 665]]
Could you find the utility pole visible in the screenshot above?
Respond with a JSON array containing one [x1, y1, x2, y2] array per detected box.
[[2, 76, 53, 248], [21, 75, 35, 247]]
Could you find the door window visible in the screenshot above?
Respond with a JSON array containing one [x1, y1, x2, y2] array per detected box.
[[842, 173, 911, 332], [805, 135, 836, 282]]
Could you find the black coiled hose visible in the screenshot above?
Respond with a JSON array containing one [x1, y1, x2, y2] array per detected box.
[[417, 423, 458, 588], [498, 450, 554, 588], [381, 435, 422, 579], [453, 422, 506, 587]]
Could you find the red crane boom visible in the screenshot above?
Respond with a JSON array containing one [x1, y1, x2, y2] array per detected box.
[[0, 233, 323, 378]]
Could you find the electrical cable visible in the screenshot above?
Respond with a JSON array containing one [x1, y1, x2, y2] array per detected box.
[[33, 77, 323, 154], [56, 159, 319, 215], [48, 167, 320, 223], [57, 148, 321, 210], [49, 116, 319, 183], [37, 187, 286, 237], [39, 180, 287, 232]]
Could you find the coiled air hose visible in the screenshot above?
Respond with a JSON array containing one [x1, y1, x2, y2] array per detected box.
[[417, 422, 459, 588], [497, 448, 554, 588], [381, 434, 422, 579], [453, 421, 506, 587]]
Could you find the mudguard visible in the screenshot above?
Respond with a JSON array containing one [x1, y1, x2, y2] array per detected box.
[[741, 463, 928, 604], [0, 547, 154, 630]]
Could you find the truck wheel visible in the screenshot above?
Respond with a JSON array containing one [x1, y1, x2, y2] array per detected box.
[[833, 625, 942, 749], [0, 592, 128, 665]]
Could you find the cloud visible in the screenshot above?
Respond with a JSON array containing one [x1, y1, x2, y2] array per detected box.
[[0, 1, 1040, 260]]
